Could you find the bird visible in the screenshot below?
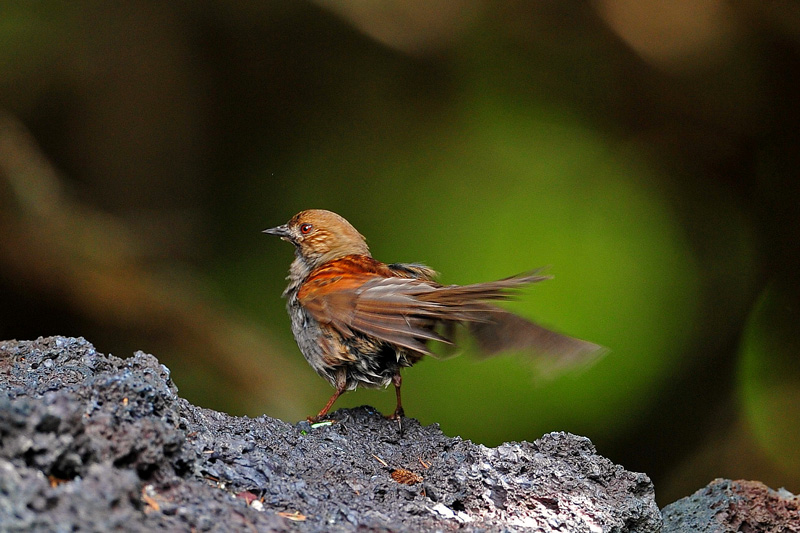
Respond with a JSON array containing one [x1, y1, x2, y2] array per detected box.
[[264, 209, 604, 422]]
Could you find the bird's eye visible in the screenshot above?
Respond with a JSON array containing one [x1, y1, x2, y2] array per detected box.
[[299, 223, 313, 234]]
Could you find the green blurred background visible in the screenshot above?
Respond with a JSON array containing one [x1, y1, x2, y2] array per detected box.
[[1, 1, 798, 506]]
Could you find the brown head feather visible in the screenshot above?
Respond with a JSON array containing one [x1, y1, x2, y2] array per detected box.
[[280, 209, 370, 270]]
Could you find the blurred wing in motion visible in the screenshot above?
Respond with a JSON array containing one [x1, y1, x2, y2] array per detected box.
[[466, 307, 607, 371], [300, 258, 606, 370]]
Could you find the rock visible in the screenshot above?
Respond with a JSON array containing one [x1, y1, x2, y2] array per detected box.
[[0, 336, 661, 532], [662, 478, 800, 533]]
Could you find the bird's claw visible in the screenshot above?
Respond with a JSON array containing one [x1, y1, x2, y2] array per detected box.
[[386, 407, 405, 420]]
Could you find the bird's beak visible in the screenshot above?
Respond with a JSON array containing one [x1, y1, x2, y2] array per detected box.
[[263, 224, 291, 241]]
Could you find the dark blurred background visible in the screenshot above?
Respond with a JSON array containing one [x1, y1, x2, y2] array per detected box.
[[1, 1, 799, 506]]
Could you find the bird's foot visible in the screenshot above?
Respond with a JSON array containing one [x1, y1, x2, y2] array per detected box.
[[386, 406, 405, 420], [306, 414, 335, 424]]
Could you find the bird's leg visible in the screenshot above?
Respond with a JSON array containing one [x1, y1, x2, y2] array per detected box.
[[309, 369, 347, 423], [388, 372, 405, 420]]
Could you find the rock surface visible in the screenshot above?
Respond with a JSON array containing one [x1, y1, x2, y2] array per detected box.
[[662, 478, 800, 533], [1, 336, 662, 532]]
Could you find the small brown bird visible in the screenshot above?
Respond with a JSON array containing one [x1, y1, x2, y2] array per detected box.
[[265, 209, 603, 421]]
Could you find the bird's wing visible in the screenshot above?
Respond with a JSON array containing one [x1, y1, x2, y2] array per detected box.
[[419, 271, 605, 367], [297, 266, 450, 355], [299, 262, 605, 366], [415, 270, 551, 305], [465, 308, 606, 369], [385, 262, 439, 281]]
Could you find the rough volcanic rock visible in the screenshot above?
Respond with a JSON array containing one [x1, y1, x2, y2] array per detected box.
[[0, 336, 661, 532], [662, 478, 800, 533]]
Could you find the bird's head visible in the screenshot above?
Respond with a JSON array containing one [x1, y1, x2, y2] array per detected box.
[[264, 209, 370, 270]]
